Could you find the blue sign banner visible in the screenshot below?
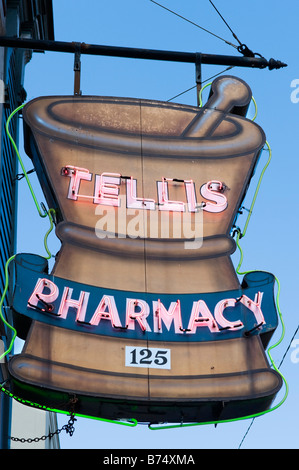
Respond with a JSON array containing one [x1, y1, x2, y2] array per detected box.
[[12, 253, 278, 344]]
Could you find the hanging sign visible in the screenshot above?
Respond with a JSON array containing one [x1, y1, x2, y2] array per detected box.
[[9, 76, 282, 423]]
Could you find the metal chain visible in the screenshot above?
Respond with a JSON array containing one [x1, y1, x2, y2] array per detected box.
[[9, 413, 77, 444], [9, 396, 78, 444]]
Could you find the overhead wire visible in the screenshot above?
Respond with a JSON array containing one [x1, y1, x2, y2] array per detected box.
[[167, 65, 234, 103], [208, 0, 243, 47], [149, 0, 238, 49], [152, 0, 257, 105], [152, 0, 238, 104], [238, 293, 298, 448], [277, 323, 299, 370], [208, 0, 257, 58]]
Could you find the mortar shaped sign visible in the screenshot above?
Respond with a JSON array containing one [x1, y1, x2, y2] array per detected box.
[[9, 76, 282, 423]]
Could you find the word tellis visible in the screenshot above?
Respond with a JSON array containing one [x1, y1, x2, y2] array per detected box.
[[27, 278, 265, 335], [61, 166, 228, 213]]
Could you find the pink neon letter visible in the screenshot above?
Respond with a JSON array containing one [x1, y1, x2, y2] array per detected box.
[[57, 287, 89, 322], [27, 278, 59, 309], [200, 180, 227, 213], [94, 173, 121, 206], [187, 300, 219, 333], [153, 299, 183, 333], [62, 165, 92, 201], [126, 299, 151, 332], [185, 180, 198, 212], [126, 177, 156, 210], [89, 295, 122, 327], [239, 292, 265, 325], [214, 298, 243, 330], [157, 178, 185, 212]]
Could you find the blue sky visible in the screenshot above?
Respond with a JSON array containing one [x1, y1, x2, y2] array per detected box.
[[14, 0, 298, 449]]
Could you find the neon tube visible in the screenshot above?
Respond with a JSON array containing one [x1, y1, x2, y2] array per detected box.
[[94, 173, 121, 206], [89, 295, 122, 327], [200, 180, 227, 213], [57, 287, 89, 322], [157, 178, 185, 212], [126, 177, 156, 210], [126, 299, 151, 332]]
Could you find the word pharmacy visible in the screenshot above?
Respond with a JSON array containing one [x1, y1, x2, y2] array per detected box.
[[24, 272, 271, 343]]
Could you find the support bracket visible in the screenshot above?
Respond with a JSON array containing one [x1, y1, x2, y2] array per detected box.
[[195, 53, 202, 106], [73, 42, 82, 96]]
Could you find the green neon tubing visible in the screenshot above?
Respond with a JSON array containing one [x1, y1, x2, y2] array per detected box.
[[251, 96, 258, 121], [1, 106, 138, 429], [239, 140, 272, 239], [6, 104, 47, 218], [6, 104, 56, 259], [0, 106, 56, 362], [43, 208, 56, 260], [199, 81, 258, 120], [149, 234, 288, 431], [1, 102, 288, 431], [0, 255, 17, 362], [0, 384, 138, 427], [149, 103, 288, 431], [0, 107, 54, 359], [235, 232, 287, 389], [198, 82, 212, 107]]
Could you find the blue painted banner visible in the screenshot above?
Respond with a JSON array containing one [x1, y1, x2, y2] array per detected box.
[[12, 253, 278, 344]]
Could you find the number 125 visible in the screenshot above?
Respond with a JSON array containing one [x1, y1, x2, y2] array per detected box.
[[125, 346, 171, 370]]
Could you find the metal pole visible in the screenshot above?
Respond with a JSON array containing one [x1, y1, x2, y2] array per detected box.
[[0, 36, 287, 70], [0, 392, 11, 449]]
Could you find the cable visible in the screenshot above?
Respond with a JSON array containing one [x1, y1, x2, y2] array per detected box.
[[149, 0, 238, 49], [233, 139, 286, 447], [208, 0, 256, 58], [238, 418, 255, 449], [167, 84, 197, 103], [208, 0, 243, 47], [277, 323, 299, 370], [235, 234, 288, 448], [167, 65, 234, 103]]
